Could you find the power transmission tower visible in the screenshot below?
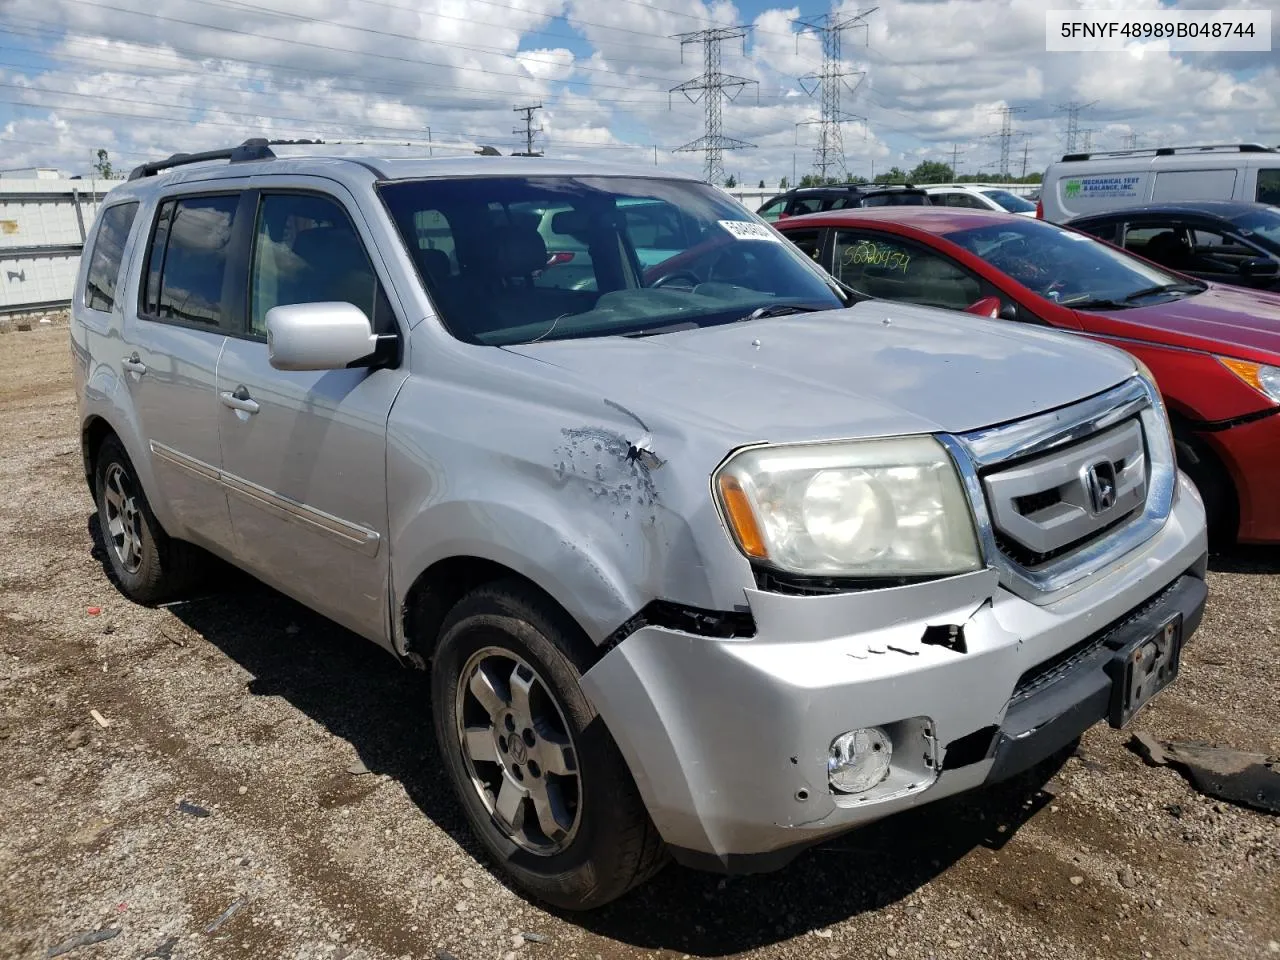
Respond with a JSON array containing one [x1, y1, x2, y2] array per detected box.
[[512, 103, 543, 156], [989, 105, 1025, 179], [950, 143, 964, 177], [1056, 99, 1098, 153], [794, 7, 876, 181], [1080, 129, 1094, 153], [1122, 133, 1140, 149], [670, 27, 757, 184]]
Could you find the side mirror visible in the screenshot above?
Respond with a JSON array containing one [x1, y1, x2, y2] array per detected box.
[[1240, 258, 1280, 280], [965, 296, 1002, 318], [266, 302, 378, 371]]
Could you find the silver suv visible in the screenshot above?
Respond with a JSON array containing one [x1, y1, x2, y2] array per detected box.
[[72, 140, 1208, 910]]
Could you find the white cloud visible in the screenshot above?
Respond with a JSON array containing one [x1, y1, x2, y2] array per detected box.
[[0, 0, 1273, 186]]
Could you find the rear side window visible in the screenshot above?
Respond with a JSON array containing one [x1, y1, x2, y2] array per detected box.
[[83, 202, 138, 313], [142, 194, 240, 330], [1152, 169, 1236, 201], [1258, 168, 1280, 206]]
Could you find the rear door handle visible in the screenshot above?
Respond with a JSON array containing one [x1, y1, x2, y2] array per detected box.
[[219, 386, 260, 415], [122, 353, 147, 376]]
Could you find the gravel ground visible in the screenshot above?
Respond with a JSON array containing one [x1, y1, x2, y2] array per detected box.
[[1, 322, 1277, 960]]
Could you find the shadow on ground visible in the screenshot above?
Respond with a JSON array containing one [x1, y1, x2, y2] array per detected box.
[[1208, 543, 1280, 575], [88, 515, 1068, 955]]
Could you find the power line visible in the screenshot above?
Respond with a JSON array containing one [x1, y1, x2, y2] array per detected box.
[[793, 7, 876, 181], [513, 103, 543, 157], [39, 0, 678, 94], [669, 26, 757, 185]]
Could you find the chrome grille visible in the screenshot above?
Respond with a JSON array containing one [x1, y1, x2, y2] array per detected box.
[[982, 418, 1148, 567], [940, 377, 1178, 602]]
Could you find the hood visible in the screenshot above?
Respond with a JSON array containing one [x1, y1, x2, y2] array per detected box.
[[1078, 283, 1280, 361], [504, 300, 1137, 445]]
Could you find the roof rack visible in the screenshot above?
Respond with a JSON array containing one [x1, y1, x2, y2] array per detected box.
[[1060, 143, 1276, 163], [127, 137, 510, 181]]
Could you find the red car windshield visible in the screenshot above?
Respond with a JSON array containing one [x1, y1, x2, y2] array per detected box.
[[945, 218, 1202, 309]]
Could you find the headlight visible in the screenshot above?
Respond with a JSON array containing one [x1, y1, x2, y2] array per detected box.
[[1218, 356, 1280, 405], [715, 436, 982, 577]]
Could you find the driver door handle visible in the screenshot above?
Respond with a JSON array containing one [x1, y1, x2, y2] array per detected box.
[[219, 385, 260, 415], [122, 353, 147, 376]]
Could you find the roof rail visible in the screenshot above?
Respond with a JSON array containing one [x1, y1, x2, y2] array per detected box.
[[1060, 143, 1275, 163], [127, 138, 281, 181], [127, 137, 516, 181]]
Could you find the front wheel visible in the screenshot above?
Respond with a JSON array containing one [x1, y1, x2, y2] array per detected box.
[[430, 581, 665, 909]]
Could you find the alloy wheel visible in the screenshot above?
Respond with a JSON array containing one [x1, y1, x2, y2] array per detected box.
[[455, 646, 582, 855], [102, 462, 144, 574]]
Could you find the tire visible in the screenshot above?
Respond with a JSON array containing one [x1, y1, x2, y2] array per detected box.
[[94, 435, 202, 604], [431, 580, 666, 909], [1173, 429, 1237, 546]]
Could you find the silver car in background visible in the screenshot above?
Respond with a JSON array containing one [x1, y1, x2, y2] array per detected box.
[[71, 142, 1207, 909]]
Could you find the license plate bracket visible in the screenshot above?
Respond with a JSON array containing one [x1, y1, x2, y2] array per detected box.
[[1107, 615, 1183, 729]]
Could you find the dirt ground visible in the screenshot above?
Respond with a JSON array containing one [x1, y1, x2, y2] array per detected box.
[[1, 322, 1277, 960]]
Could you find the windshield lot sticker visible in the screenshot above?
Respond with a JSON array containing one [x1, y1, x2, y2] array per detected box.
[[1065, 176, 1141, 201], [843, 241, 910, 273], [718, 220, 781, 242]]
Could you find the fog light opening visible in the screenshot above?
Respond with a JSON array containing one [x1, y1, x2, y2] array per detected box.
[[828, 727, 893, 795]]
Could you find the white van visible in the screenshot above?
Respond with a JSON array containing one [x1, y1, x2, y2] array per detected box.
[[1040, 144, 1280, 223]]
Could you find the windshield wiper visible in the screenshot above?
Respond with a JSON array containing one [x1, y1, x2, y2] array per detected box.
[[1060, 296, 1130, 309], [740, 303, 830, 322], [1121, 282, 1203, 303]]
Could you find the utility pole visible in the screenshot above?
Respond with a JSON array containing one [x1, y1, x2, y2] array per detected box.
[[1081, 129, 1094, 153], [1020, 140, 1030, 178], [512, 103, 543, 157], [1056, 99, 1098, 153], [989, 105, 1025, 179], [950, 142, 964, 178], [669, 27, 757, 185], [794, 7, 876, 181]]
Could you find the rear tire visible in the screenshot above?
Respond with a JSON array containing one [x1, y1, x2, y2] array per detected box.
[[430, 580, 666, 909], [93, 436, 202, 604]]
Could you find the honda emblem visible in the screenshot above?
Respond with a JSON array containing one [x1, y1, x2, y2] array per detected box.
[[1084, 460, 1118, 514]]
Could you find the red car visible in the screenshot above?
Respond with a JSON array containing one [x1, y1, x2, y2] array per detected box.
[[775, 207, 1280, 543]]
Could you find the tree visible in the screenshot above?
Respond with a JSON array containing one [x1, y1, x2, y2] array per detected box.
[[758, 179, 765, 189], [724, 174, 737, 188], [872, 166, 908, 184], [778, 176, 789, 190], [908, 160, 953, 184], [93, 149, 113, 180]]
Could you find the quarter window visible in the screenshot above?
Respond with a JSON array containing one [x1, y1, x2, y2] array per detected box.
[[834, 230, 981, 310], [249, 193, 394, 337], [142, 194, 240, 330], [83, 202, 138, 313], [1257, 169, 1280, 206]]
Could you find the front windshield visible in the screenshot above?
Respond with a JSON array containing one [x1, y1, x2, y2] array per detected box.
[[379, 176, 844, 345], [1232, 207, 1280, 254], [981, 189, 1036, 213], [945, 218, 1200, 308]]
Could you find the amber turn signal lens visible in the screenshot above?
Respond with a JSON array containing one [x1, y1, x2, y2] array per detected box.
[[718, 474, 768, 559], [1219, 356, 1264, 391]]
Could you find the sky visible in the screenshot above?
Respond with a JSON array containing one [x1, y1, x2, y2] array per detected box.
[[0, 0, 1276, 185]]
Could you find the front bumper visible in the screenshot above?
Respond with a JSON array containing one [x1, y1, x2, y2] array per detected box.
[[580, 474, 1208, 872]]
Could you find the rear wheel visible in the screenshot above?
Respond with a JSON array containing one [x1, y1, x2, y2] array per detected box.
[[93, 436, 201, 604], [430, 580, 666, 909]]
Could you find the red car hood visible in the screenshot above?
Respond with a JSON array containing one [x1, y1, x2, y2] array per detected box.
[[1077, 283, 1280, 362]]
